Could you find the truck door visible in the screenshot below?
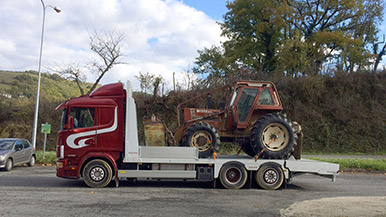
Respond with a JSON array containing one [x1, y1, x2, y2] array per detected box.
[[64, 107, 97, 153]]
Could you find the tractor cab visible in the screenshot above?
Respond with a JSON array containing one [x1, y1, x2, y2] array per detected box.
[[224, 81, 283, 131], [174, 81, 294, 159]]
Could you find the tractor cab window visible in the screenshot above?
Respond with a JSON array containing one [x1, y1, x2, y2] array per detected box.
[[258, 89, 274, 105], [236, 88, 259, 122], [70, 108, 95, 129]]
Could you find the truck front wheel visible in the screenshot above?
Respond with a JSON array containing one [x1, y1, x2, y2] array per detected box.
[[82, 159, 113, 188]]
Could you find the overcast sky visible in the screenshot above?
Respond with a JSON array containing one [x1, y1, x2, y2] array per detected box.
[[0, 0, 385, 91], [0, 0, 227, 91]]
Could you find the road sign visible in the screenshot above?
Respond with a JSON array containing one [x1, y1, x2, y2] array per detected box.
[[41, 123, 51, 134]]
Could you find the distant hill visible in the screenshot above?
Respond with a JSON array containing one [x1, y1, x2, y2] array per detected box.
[[0, 70, 83, 101]]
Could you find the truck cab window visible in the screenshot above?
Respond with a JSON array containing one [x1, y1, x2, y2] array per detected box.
[[70, 108, 95, 129]]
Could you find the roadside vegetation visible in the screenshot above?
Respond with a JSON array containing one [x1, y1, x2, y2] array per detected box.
[[307, 157, 386, 172], [36, 151, 57, 165]]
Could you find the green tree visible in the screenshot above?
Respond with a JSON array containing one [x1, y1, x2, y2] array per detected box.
[[194, 0, 384, 83]]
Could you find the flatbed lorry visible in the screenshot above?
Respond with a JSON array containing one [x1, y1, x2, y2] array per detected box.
[[56, 81, 339, 189]]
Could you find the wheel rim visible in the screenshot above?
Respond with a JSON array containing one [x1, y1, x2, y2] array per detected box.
[[6, 160, 12, 170], [225, 167, 242, 184], [30, 156, 35, 165], [190, 130, 212, 152], [261, 123, 289, 151], [263, 169, 278, 184], [90, 166, 105, 182]]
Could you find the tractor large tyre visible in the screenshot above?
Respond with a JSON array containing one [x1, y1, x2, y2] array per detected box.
[[250, 113, 297, 159], [179, 122, 220, 158]]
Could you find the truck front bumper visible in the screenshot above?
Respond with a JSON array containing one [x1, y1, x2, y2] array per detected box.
[[56, 160, 78, 179]]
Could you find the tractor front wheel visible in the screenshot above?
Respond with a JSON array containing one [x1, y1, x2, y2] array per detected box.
[[180, 122, 219, 158]]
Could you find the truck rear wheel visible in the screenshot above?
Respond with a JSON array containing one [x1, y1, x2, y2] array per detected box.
[[255, 163, 284, 190], [180, 122, 219, 158], [219, 162, 248, 189], [82, 159, 113, 188], [250, 113, 297, 159]]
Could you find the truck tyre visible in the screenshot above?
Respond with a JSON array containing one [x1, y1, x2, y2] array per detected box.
[[255, 163, 284, 190], [180, 122, 219, 158], [5, 158, 13, 171], [27, 155, 36, 167], [250, 113, 297, 159], [239, 142, 256, 157], [82, 159, 113, 188], [219, 162, 248, 189]]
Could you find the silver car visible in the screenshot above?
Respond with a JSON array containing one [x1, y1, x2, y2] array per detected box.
[[0, 138, 36, 171]]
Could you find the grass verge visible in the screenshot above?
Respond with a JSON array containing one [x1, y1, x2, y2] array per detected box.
[[36, 151, 56, 165], [307, 157, 386, 172]]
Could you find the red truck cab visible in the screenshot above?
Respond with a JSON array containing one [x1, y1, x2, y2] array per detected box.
[[56, 83, 125, 179]]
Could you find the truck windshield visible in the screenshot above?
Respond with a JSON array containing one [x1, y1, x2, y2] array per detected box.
[[60, 108, 68, 131]]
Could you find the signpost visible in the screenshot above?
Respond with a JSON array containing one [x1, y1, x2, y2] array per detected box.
[[41, 123, 51, 159]]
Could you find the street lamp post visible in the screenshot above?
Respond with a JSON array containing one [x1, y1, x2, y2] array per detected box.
[[32, 0, 61, 149]]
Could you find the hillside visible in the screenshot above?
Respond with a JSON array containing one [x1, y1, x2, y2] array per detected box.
[[0, 70, 82, 101], [0, 70, 84, 150]]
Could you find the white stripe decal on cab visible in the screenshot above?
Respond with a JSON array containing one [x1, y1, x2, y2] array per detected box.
[[66, 107, 118, 149]]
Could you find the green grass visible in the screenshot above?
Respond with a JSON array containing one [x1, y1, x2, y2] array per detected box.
[[36, 151, 57, 165], [307, 157, 386, 172]]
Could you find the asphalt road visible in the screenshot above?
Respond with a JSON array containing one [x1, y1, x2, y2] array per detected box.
[[0, 165, 386, 217]]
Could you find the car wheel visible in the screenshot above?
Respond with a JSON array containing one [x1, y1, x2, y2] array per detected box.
[[28, 155, 36, 167], [5, 158, 13, 171]]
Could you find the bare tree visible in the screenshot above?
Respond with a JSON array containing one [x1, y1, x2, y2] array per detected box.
[[373, 35, 386, 73], [52, 63, 87, 95], [87, 30, 125, 94], [55, 30, 125, 95]]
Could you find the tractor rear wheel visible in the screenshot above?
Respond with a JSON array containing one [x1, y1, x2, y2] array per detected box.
[[250, 113, 297, 159], [180, 122, 219, 158]]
